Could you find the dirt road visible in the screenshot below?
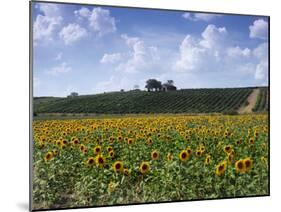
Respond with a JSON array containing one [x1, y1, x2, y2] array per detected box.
[[238, 88, 260, 114]]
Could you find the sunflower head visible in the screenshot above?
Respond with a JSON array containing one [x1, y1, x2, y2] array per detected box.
[[108, 150, 114, 158], [56, 140, 62, 147], [243, 157, 253, 171], [112, 161, 124, 172], [83, 148, 88, 154], [80, 144, 85, 152], [151, 150, 159, 160], [52, 149, 59, 156], [123, 168, 130, 176], [186, 147, 192, 155], [235, 159, 246, 173], [86, 157, 95, 166], [215, 161, 227, 176], [249, 138, 254, 145], [127, 138, 133, 145], [205, 155, 211, 165], [147, 137, 153, 145], [107, 146, 113, 152], [118, 135, 122, 141], [261, 156, 268, 164], [72, 138, 79, 145], [227, 151, 235, 164], [196, 150, 202, 157], [200, 145, 205, 152], [44, 151, 53, 162], [93, 146, 102, 155], [236, 139, 243, 145], [179, 150, 189, 161], [139, 161, 150, 174], [223, 145, 232, 154], [95, 155, 106, 167]]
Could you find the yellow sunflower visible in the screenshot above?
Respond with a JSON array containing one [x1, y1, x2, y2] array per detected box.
[[112, 161, 124, 172], [86, 157, 95, 166], [179, 150, 189, 161], [93, 145, 102, 155], [108, 150, 114, 158], [151, 150, 159, 160], [215, 161, 227, 176], [147, 137, 153, 145], [123, 168, 130, 176], [243, 157, 253, 172], [107, 146, 113, 152], [223, 145, 232, 154], [205, 155, 211, 165], [95, 155, 106, 167], [235, 159, 246, 173], [44, 151, 53, 162], [139, 161, 150, 174]]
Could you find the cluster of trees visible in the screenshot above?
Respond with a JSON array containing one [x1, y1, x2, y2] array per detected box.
[[67, 79, 177, 97], [145, 79, 177, 92]]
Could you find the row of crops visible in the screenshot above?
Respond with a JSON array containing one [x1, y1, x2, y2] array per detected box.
[[252, 87, 269, 112], [34, 87, 262, 114]]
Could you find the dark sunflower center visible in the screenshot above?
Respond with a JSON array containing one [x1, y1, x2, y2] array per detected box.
[[98, 157, 104, 164], [238, 162, 243, 169], [245, 160, 251, 168], [182, 153, 187, 159], [89, 159, 94, 164], [142, 164, 148, 170], [218, 165, 224, 171], [115, 163, 121, 169]]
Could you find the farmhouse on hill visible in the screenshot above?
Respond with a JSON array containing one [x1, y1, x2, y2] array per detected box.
[[162, 84, 177, 91]]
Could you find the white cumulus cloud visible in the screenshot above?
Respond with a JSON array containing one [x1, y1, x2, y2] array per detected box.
[[74, 7, 91, 18], [227, 46, 251, 58], [73, 7, 116, 37], [33, 3, 62, 44], [89, 7, 116, 36], [59, 23, 87, 45], [200, 24, 228, 49], [249, 19, 268, 40], [173, 24, 268, 85], [116, 34, 159, 73], [100, 53, 121, 64]]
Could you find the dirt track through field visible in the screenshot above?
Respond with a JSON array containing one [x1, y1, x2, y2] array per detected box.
[[238, 88, 260, 114]]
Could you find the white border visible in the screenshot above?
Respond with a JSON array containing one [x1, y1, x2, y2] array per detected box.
[[0, 0, 280, 212]]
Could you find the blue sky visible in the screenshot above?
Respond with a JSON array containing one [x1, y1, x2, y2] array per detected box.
[[32, 2, 269, 97]]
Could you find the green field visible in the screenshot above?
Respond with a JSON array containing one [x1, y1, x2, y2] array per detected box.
[[34, 87, 268, 115]]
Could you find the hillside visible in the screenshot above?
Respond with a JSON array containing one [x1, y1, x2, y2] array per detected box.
[[33, 87, 269, 114]]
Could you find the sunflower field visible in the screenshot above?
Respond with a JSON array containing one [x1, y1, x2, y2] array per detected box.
[[32, 114, 269, 210]]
